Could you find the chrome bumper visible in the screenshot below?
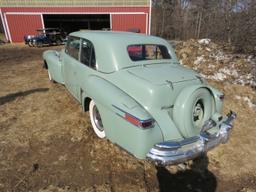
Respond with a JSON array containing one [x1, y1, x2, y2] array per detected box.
[[146, 111, 237, 166]]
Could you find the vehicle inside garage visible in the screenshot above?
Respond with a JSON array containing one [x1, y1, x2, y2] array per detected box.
[[43, 14, 111, 34]]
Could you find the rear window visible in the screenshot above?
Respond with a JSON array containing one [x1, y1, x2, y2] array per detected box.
[[127, 44, 171, 61]]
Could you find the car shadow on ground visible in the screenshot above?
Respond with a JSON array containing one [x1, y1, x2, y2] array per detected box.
[[156, 155, 217, 192], [0, 88, 49, 105]]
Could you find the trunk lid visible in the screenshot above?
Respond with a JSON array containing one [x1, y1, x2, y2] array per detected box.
[[127, 64, 198, 85]]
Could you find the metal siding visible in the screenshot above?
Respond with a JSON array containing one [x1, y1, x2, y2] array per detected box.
[[1, 7, 149, 13], [112, 14, 147, 34], [6, 14, 42, 42], [0, 0, 150, 7]]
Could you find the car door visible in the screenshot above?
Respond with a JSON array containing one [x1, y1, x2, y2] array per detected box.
[[74, 38, 97, 102], [62, 36, 81, 100]]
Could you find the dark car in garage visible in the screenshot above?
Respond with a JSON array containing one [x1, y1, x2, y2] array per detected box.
[[24, 28, 67, 47]]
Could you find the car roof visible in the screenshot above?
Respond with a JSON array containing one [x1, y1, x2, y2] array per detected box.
[[70, 31, 165, 45], [68, 31, 178, 73]]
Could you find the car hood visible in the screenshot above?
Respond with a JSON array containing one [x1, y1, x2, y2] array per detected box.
[[127, 64, 198, 85]]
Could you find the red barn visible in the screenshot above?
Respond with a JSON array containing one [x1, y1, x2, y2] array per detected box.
[[0, 0, 151, 43]]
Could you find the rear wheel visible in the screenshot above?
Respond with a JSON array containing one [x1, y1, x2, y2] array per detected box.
[[36, 41, 43, 48], [89, 100, 106, 138]]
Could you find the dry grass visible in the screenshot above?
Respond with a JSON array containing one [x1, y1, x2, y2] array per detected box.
[[0, 44, 255, 191], [0, 33, 6, 42]]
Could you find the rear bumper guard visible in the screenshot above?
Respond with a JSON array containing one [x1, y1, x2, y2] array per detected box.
[[146, 111, 237, 166]]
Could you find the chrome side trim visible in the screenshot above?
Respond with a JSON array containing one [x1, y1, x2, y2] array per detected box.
[[112, 104, 155, 129]]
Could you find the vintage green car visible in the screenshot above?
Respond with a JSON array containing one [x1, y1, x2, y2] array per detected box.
[[43, 31, 236, 166]]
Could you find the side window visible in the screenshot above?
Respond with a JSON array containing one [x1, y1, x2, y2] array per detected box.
[[81, 39, 96, 69], [65, 36, 80, 60]]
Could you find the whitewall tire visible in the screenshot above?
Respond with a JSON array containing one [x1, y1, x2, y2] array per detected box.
[[48, 70, 55, 83], [48, 70, 52, 81], [89, 100, 106, 138]]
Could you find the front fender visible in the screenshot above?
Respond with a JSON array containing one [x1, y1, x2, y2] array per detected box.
[[43, 50, 64, 84]]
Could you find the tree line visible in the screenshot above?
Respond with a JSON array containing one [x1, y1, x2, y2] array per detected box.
[[151, 0, 256, 53]]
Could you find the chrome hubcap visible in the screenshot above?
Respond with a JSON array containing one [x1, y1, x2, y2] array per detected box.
[[92, 105, 104, 132], [193, 101, 204, 127]]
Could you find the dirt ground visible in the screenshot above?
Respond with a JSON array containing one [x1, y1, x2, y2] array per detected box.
[[0, 43, 256, 192]]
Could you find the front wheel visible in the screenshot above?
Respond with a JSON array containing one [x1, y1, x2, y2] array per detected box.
[[28, 41, 33, 47], [89, 100, 106, 138]]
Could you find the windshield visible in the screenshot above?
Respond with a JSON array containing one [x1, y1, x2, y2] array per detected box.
[[127, 44, 171, 62]]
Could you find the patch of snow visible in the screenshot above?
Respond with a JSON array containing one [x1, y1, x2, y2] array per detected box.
[[235, 96, 256, 109], [194, 56, 205, 65], [198, 39, 211, 45], [207, 72, 227, 81], [206, 47, 211, 52], [219, 68, 239, 78], [235, 74, 256, 87], [247, 55, 256, 65], [206, 67, 238, 81], [208, 64, 216, 69], [235, 95, 241, 99], [214, 51, 226, 61]]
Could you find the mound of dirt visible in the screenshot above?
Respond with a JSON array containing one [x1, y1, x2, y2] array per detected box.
[[176, 39, 256, 89]]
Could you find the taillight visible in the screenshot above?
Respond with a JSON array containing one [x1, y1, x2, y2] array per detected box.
[[113, 105, 154, 129], [219, 94, 225, 101], [125, 113, 154, 128]]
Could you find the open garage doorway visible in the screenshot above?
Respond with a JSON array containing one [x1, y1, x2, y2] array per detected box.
[[43, 14, 111, 34]]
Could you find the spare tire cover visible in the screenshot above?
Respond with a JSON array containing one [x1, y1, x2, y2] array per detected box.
[[173, 87, 214, 138]]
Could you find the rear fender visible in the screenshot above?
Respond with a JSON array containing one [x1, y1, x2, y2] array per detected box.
[[82, 75, 163, 159], [84, 76, 152, 121], [207, 87, 224, 114]]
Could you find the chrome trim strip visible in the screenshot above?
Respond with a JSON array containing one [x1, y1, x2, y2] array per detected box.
[[161, 105, 174, 110], [112, 104, 154, 129], [112, 104, 153, 123]]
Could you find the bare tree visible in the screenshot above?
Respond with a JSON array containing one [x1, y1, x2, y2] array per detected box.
[[151, 0, 256, 53]]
